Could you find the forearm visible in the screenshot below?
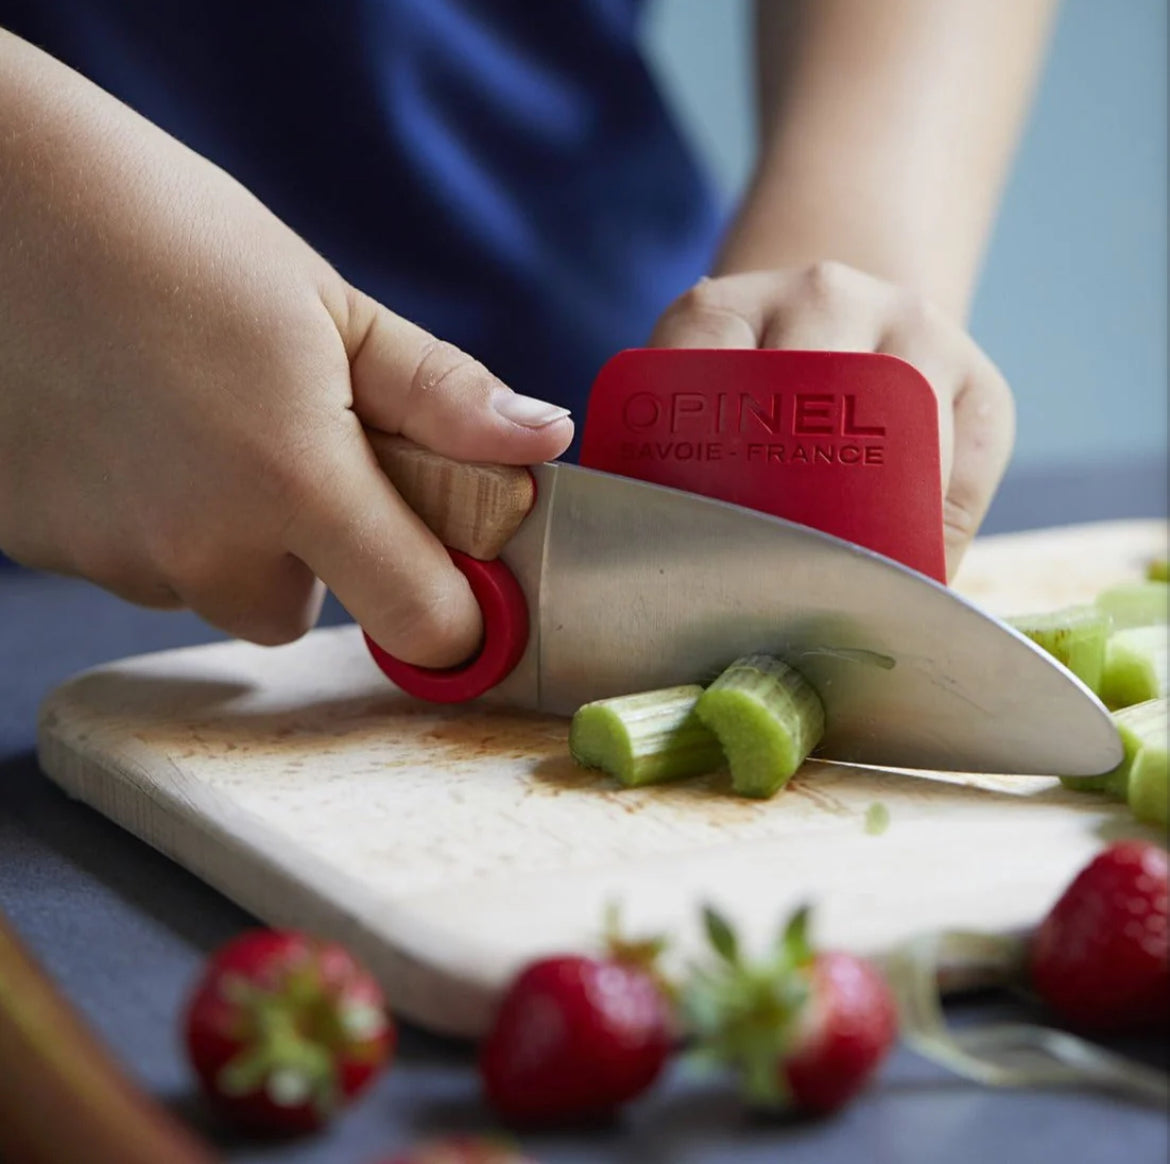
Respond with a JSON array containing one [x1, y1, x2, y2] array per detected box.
[[0, 26, 299, 297], [0, 27, 161, 242], [715, 0, 1059, 320]]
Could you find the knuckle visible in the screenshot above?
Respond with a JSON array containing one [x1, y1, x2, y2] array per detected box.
[[892, 288, 937, 333], [409, 340, 497, 408], [195, 577, 321, 647], [674, 278, 730, 316], [800, 260, 855, 307], [657, 279, 756, 344]]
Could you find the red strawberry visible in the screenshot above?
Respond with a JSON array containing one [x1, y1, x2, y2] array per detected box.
[[183, 928, 394, 1135], [683, 906, 897, 1114], [1030, 840, 1169, 1033], [477, 952, 674, 1125], [374, 1135, 539, 1163], [780, 950, 900, 1113]]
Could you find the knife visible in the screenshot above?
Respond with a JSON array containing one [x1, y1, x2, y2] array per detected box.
[[364, 434, 1121, 779]]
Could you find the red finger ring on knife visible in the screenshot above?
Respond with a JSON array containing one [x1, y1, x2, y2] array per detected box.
[[364, 550, 530, 703]]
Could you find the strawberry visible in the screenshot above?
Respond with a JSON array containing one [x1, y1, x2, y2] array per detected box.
[[183, 928, 394, 1135], [1030, 839, 1169, 1033], [373, 1135, 539, 1163], [683, 906, 897, 1114], [477, 949, 674, 1125]]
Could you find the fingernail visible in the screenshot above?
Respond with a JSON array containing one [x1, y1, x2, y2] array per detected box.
[[493, 393, 571, 428]]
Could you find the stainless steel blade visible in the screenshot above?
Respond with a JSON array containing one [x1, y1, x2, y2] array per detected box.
[[490, 463, 1121, 777]]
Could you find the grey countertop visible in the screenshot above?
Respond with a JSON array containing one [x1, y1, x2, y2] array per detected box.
[[1, 457, 1167, 1164]]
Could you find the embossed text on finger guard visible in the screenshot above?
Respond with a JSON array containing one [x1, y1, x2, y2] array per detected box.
[[617, 390, 886, 466]]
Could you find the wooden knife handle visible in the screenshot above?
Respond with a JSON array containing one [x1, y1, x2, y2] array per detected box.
[[366, 432, 536, 561]]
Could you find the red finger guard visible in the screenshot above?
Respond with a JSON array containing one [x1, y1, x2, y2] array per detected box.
[[364, 551, 530, 703], [580, 349, 946, 582]]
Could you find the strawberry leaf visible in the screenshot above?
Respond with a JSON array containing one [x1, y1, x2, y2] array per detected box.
[[678, 970, 726, 1038], [778, 904, 814, 969], [703, 906, 740, 965]]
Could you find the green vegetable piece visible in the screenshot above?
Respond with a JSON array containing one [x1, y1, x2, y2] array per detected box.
[[695, 654, 825, 799], [864, 802, 891, 835], [1100, 625, 1168, 709], [1095, 581, 1169, 630], [1008, 604, 1109, 694], [1113, 697, 1168, 806], [1057, 768, 1118, 796], [1065, 697, 1169, 799], [1147, 558, 1168, 584], [1128, 738, 1168, 829], [569, 685, 725, 788]]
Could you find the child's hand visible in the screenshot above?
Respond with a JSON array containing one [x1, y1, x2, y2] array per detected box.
[[0, 32, 571, 666], [649, 262, 1015, 578]]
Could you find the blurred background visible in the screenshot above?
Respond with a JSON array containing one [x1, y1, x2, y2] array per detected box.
[[641, 0, 1168, 526]]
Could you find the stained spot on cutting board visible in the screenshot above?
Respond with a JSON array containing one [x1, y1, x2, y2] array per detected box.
[[527, 751, 612, 793], [525, 753, 795, 827], [137, 695, 567, 767], [784, 771, 850, 815]]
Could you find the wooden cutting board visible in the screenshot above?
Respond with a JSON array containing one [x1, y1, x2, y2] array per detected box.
[[37, 520, 1168, 1037]]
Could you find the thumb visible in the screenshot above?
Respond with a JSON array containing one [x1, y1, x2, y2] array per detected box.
[[943, 358, 1016, 580], [341, 289, 574, 464], [284, 289, 573, 670], [284, 431, 484, 669]]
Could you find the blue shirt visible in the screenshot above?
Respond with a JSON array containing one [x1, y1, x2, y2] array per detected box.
[[2, 0, 724, 454]]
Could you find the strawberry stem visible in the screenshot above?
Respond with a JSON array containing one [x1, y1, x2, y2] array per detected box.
[[682, 906, 815, 1109], [602, 901, 667, 964], [216, 994, 338, 1118], [210, 960, 388, 1122]]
